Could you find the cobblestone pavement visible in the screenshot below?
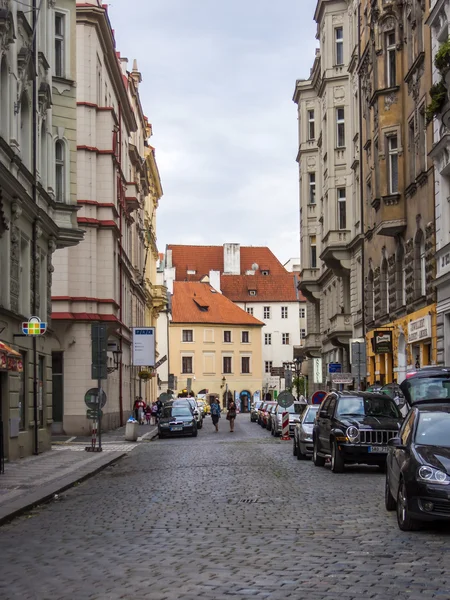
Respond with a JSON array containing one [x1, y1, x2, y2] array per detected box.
[[1, 415, 450, 600]]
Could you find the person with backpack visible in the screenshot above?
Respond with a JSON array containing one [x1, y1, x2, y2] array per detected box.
[[210, 397, 221, 432]]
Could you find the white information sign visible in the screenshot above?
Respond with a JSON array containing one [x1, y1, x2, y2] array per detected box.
[[313, 358, 323, 384], [408, 315, 431, 344], [132, 327, 155, 366]]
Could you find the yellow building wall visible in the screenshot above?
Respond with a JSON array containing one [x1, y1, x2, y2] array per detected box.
[[366, 305, 437, 385], [169, 323, 263, 398]]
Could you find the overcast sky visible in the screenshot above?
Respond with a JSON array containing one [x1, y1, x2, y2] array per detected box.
[[110, 0, 318, 265]]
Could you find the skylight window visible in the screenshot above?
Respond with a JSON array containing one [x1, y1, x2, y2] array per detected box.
[[249, 290, 257, 296], [261, 270, 269, 276]]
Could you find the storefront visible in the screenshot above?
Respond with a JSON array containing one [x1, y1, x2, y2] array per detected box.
[[366, 306, 437, 385], [0, 342, 24, 469]]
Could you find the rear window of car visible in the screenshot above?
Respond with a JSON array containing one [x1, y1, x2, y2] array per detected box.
[[403, 377, 450, 403]]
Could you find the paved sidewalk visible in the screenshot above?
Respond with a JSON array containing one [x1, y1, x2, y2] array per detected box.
[[0, 422, 158, 525]]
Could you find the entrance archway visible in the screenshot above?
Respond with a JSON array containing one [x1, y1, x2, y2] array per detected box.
[[239, 390, 251, 413], [397, 330, 407, 383]]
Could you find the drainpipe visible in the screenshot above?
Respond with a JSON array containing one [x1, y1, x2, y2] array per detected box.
[[118, 102, 124, 425], [32, 0, 39, 454], [358, 3, 366, 346]]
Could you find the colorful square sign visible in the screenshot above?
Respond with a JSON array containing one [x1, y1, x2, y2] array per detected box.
[[22, 317, 47, 336]]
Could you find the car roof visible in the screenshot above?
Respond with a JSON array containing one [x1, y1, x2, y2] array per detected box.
[[330, 391, 394, 401]]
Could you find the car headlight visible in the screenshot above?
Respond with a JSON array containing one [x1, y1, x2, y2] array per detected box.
[[346, 426, 359, 442], [304, 434, 313, 441], [418, 466, 450, 485], [185, 420, 194, 426], [160, 423, 170, 428]]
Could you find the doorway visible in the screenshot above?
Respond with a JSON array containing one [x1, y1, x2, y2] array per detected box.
[[52, 352, 64, 434]]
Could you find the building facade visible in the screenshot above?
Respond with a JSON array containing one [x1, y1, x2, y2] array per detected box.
[[0, 0, 83, 459], [164, 244, 304, 398], [170, 281, 263, 408], [51, 1, 160, 435], [428, 0, 450, 365], [293, 0, 362, 391], [360, 0, 436, 383]]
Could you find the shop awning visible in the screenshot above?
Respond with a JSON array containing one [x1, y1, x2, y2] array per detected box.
[[0, 342, 23, 372]]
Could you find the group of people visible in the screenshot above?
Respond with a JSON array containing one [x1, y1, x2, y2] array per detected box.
[[210, 397, 236, 433], [133, 397, 161, 425]]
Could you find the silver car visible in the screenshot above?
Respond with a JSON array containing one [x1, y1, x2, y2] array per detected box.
[[293, 405, 319, 459], [271, 402, 306, 437]]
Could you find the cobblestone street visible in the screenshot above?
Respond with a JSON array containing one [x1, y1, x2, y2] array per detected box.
[[1, 415, 450, 600]]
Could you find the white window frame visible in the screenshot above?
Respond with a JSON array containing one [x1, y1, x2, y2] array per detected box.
[[300, 328, 306, 339], [281, 306, 288, 319], [182, 329, 194, 343], [241, 355, 251, 375], [54, 10, 70, 79], [388, 135, 399, 194], [282, 333, 290, 345], [264, 361, 273, 374], [222, 355, 233, 375], [309, 172, 316, 204], [263, 306, 271, 319], [241, 330, 250, 343], [335, 26, 344, 65], [336, 108, 345, 148], [299, 307, 306, 318], [246, 307, 254, 315], [223, 330, 232, 343], [310, 236, 317, 268], [337, 188, 346, 230], [308, 109, 315, 140], [181, 354, 194, 374], [264, 333, 272, 345], [386, 31, 396, 88], [54, 138, 67, 203]]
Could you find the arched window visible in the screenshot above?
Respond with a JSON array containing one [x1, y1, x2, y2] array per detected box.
[[396, 241, 406, 308], [0, 57, 8, 139], [380, 258, 389, 315], [55, 139, 65, 202], [367, 269, 374, 322], [414, 229, 426, 299], [20, 92, 31, 168]]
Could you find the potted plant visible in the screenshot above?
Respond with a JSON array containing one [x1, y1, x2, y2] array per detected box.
[[426, 80, 448, 123]]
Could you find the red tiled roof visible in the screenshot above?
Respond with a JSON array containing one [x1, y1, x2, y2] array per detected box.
[[171, 282, 264, 326], [220, 274, 302, 303], [168, 245, 288, 280]]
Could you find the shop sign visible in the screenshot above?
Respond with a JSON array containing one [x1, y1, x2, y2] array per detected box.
[[331, 373, 353, 384], [374, 331, 393, 354], [313, 358, 323, 384], [408, 315, 431, 344]]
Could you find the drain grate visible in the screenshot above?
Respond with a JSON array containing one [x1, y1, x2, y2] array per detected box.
[[238, 498, 259, 504]]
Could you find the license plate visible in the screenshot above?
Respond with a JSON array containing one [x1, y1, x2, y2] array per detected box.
[[170, 426, 183, 431], [368, 446, 388, 453]]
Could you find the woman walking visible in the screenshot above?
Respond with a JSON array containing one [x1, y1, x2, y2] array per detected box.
[[210, 397, 221, 432], [226, 399, 237, 433]]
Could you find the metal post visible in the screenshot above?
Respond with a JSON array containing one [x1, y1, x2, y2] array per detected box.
[[33, 336, 38, 454], [97, 333, 102, 451]]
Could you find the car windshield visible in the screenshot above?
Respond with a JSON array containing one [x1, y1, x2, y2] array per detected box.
[[303, 407, 319, 423], [278, 404, 303, 414], [416, 412, 450, 447], [402, 377, 450, 403], [336, 396, 400, 418], [162, 406, 192, 418]]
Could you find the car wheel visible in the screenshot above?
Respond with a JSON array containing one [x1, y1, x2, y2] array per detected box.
[[385, 472, 396, 511], [313, 440, 325, 467], [192, 428, 198, 438], [158, 432, 165, 439], [396, 479, 420, 531], [331, 440, 345, 473], [293, 438, 298, 456], [297, 442, 305, 460]]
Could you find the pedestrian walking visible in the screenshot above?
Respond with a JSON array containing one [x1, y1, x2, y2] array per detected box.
[[133, 397, 140, 422], [137, 396, 145, 424], [151, 401, 158, 425], [226, 399, 237, 433], [144, 404, 152, 425], [210, 397, 221, 432]]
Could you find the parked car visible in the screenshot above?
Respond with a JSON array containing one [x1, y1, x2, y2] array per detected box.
[[313, 391, 403, 473], [366, 384, 383, 393], [196, 400, 207, 417], [293, 405, 319, 459], [158, 401, 198, 438], [186, 398, 203, 429], [250, 400, 263, 422], [263, 402, 277, 429], [385, 396, 450, 531], [271, 402, 306, 437], [400, 367, 450, 406]]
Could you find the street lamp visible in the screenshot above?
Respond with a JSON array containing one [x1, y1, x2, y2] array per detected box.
[[107, 349, 123, 374], [220, 376, 228, 408]]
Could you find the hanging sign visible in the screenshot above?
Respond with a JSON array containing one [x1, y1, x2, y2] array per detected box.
[[374, 330, 393, 354], [22, 316, 47, 336], [132, 327, 155, 366]]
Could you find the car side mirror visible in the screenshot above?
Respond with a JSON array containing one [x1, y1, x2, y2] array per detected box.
[[388, 437, 406, 449], [319, 410, 328, 418]]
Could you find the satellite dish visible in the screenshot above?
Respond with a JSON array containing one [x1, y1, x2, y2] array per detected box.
[[252, 263, 259, 271]]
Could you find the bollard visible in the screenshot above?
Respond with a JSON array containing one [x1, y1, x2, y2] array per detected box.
[[281, 411, 290, 440]]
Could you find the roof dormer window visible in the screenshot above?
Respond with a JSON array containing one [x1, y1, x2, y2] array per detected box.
[[249, 290, 257, 296], [261, 270, 269, 276]]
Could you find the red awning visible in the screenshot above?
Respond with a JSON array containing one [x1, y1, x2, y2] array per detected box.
[[0, 342, 23, 373]]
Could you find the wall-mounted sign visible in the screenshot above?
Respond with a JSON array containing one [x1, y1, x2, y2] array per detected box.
[[132, 327, 155, 367], [313, 358, 323, 383], [331, 373, 353, 384], [408, 315, 431, 344], [22, 316, 47, 336], [328, 362, 342, 374], [374, 330, 393, 354]]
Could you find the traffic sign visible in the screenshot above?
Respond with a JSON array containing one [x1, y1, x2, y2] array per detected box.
[[84, 388, 107, 409], [86, 408, 103, 420], [311, 390, 327, 405], [328, 363, 342, 374], [277, 390, 295, 408], [154, 355, 167, 369]]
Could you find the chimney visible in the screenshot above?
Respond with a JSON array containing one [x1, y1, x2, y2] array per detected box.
[[209, 270, 221, 293], [130, 59, 142, 87], [166, 249, 172, 269], [223, 243, 240, 275]]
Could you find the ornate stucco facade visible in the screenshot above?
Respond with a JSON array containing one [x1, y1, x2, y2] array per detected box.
[[0, 0, 83, 459], [293, 0, 362, 391], [360, 0, 436, 384]]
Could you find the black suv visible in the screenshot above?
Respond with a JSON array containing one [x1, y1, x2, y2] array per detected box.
[[313, 391, 403, 473]]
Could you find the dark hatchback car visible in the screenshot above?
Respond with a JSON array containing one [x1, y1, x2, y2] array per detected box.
[[313, 391, 403, 473], [158, 401, 197, 438]]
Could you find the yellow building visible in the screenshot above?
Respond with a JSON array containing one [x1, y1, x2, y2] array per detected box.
[[169, 282, 264, 409], [359, 0, 436, 384]]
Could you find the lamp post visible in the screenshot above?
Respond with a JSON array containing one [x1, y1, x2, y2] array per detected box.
[[220, 376, 228, 408]]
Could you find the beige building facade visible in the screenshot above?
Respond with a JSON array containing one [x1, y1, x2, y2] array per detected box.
[[294, 0, 362, 390]]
